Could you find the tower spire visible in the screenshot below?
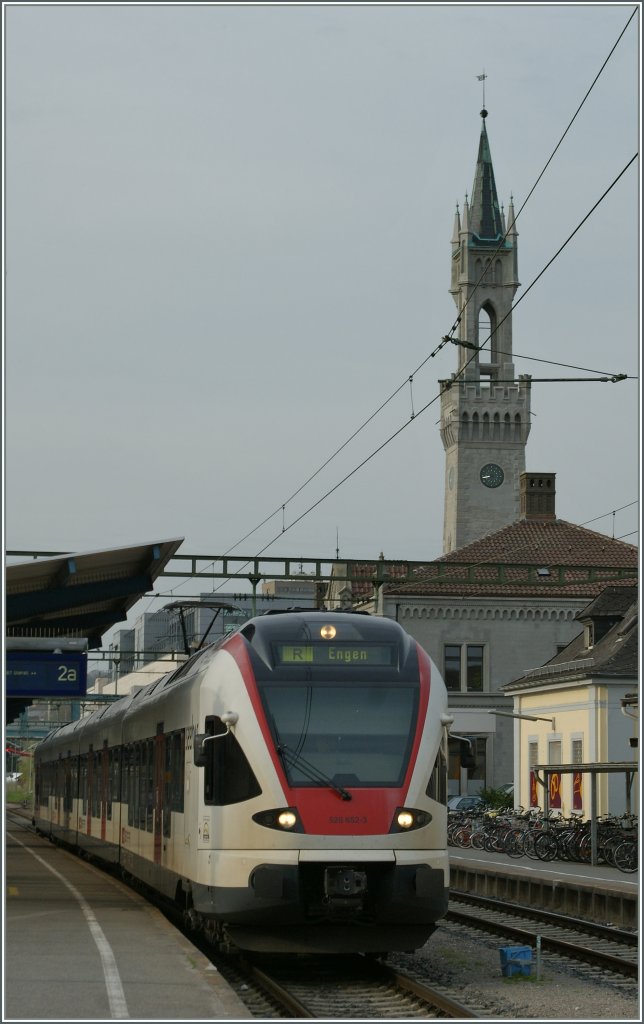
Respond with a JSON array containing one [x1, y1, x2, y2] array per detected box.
[[469, 108, 503, 243]]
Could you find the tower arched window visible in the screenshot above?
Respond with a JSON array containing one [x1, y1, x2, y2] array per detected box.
[[461, 412, 469, 440], [514, 413, 521, 441], [477, 306, 491, 350], [493, 413, 500, 440], [472, 412, 479, 439], [482, 412, 490, 439], [477, 302, 499, 378], [504, 413, 511, 439]]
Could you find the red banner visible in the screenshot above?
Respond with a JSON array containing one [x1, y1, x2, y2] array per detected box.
[[572, 770, 583, 810], [549, 772, 562, 808], [529, 770, 539, 807]]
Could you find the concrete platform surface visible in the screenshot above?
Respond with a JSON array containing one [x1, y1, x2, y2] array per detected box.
[[4, 820, 252, 1021]]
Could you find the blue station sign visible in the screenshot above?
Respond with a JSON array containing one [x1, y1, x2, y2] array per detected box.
[[6, 650, 88, 698]]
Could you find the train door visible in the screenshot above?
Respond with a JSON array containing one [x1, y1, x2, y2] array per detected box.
[[86, 747, 93, 835], [101, 740, 109, 841], [56, 756, 62, 827], [154, 723, 165, 864]]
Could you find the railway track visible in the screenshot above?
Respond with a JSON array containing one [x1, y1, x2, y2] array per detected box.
[[217, 952, 482, 1018], [447, 891, 638, 981]]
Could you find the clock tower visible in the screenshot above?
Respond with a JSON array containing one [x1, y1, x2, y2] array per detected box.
[[440, 108, 531, 553]]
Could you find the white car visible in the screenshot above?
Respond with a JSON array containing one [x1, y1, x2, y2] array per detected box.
[[447, 795, 485, 812]]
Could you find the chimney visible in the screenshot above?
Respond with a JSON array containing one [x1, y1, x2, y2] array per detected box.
[[520, 472, 556, 520]]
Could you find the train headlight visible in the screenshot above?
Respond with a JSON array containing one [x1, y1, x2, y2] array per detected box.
[[278, 811, 297, 829], [252, 807, 304, 833], [389, 807, 432, 833]]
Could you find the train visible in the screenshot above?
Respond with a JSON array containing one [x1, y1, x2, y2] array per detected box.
[[33, 610, 451, 954]]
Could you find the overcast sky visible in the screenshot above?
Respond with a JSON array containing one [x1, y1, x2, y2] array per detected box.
[[4, 3, 640, 625]]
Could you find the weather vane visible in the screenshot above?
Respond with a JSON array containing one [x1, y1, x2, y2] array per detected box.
[[477, 70, 487, 108]]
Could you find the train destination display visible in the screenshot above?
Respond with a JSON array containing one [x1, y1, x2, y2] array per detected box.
[[274, 643, 396, 666]]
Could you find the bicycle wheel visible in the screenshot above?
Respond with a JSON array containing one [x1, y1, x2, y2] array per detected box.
[[600, 833, 623, 867], [613, 840, 638, 873], [534, 831, 558, 861], [522, 830, 541, 860], [453, 826, 472, 849], [470, 829, 487, 850], [577, 832, 592, 863], [504, 828, 526, 858]]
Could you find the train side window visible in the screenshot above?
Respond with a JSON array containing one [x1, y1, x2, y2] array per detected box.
[[426, 744, 447, 804], [203, 716, 262, 807], [172, 730, 185, 813], [64, 756, 73, 814], [92, 750, 101, 818], [108, 747, 118, 821], [80, 753, 88, 816]]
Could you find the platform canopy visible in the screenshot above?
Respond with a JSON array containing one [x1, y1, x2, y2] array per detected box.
[[5, 538, 184, 723], [6, 537, 184, 650]]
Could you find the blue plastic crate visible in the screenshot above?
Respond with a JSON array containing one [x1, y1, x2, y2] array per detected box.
[[499, 945, 532, 977]]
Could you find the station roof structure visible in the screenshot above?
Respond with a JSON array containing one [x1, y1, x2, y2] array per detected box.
[[5, 538, 184, 723]]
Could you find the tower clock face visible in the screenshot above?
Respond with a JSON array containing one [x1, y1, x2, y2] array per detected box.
[[480, 463, 504, 488]]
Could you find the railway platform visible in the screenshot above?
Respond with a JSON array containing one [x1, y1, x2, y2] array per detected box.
[[449, 844, 638, 930], [4, 813, 252, 1021]]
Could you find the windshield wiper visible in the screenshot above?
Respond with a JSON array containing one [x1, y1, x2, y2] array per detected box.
[[277, 743, 352, 801]]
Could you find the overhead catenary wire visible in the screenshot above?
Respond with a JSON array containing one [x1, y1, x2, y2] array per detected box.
[[139, 14, 638, 606], [197, 11, 638, 576], [174, 149, 639, 603], [276, 156, 638, 536]]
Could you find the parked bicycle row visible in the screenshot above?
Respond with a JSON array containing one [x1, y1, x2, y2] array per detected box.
[[447, 806, 638, 873]]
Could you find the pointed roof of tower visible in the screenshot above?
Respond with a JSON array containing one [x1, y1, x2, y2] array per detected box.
[[469, 109, 504, 245]]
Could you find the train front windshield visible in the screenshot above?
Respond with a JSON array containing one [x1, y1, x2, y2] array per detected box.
[[262, 683, 418, 788]]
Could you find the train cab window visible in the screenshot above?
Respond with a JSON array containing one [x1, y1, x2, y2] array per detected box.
[[203, 716, 261, 806], [261, 683, 418, 787]]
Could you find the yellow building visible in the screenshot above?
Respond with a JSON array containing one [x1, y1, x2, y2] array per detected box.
[[502, 585, 638, 817]]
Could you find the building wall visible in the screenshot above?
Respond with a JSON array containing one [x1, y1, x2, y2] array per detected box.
[[384, 596, 584, 690], [441, 382, 531, 552], [378, 594, 587, 794]]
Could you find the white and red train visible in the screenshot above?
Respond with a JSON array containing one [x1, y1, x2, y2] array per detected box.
[[34, 610, 450, 954]]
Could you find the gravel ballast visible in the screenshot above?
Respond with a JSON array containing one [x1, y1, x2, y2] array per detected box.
[[389, 919, 639, 1021]]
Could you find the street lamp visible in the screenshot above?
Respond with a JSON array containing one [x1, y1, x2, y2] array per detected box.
[[488, 710, 555, 729]]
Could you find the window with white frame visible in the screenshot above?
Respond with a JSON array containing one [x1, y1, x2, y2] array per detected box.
[[443, 643, 485, 692], [571, 738, 583, 764], [548, 739, 562, 765]]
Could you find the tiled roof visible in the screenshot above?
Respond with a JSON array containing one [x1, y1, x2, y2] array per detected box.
[[574, 584, 639, 620], [504, 596, 638, 690], [435, 519, 638, 569], [341, 520, 637, 601]]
